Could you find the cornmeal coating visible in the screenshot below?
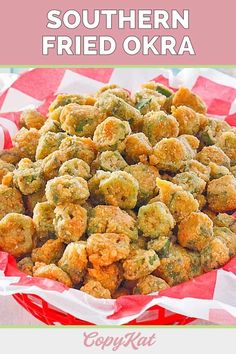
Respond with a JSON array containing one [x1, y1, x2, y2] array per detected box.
[[41, 151, 66, 181], [59, 158, 91, 179], [40, 119, 62, 135], [36, 132, 67, 160], [92, 151, 128, 173], [0, 185, 24, 220], [87, 170, 111, 205], [0, 147, 21, 165], [60, 104, 105, 137], [135, 88, 166, 115], [171, 105, 200, 135], [209, 162, 231, 180], [213, 213, 236, 234], [137, 202, 175, 238], [86, 263, 123, 293], [95, 93, 142, 131], [0, 160, 14, 183], [172, 87, 207, 114], [13, 128, 40, 161], [45, 175, 89, 205], [199, 118, 231, 146], [207, 175, 236, 212], [33, 201, 55, 239], [99, 170, 139, 209], [86, 233, 130, 267], [13, 159, 44, 195], [17, 257, 34, 276], [124, 163, 159, 204], [0, 213, 35, 257], [124, 133, 152, 163], [213, 227, 236, 257], [80, 280, 111, 299], [123, 249, 160, 280], [197, 145, 230, 168], [20, 109, 46, 130], [58, 241, 88, 285], [49, 94, 89, 112], [217, 131, 236, 166], [97, 86, 134, 106], [147, 236, 171, 258], [133, 275, 169, 295], [54, 203, 87, 243], [88, 205, 138, 240], [172, 172, 206, 197], [59, 136, 97, 165], [200, 238, 230, 272], [178, 212, 214, 251], [33, 262, 72, 287], [180, 159, 210, 182], [156, 178, 199, 223], [93, 116, 131, 152], [32, 239, 65, 264], [142, 111, 179, 146]]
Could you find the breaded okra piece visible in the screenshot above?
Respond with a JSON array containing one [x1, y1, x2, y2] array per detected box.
[[197, 145, 230, 168], [133, 275, 169, 294], [58, 241, 88, 285], [209, 162, 231, 180], [49, 94, 88, 112], [142, 111, 179, 146], [213, 227, 236, 257], [32, 239, 65, 264], [92, 151, 128, 173], [207, 175, 236, 212], [87, 205, 138, 240], [17, 257, 34, 276], [213, 213, 236, 234], [0, 185, 24, 220], [45, 175, 90, 205], [80, 280, 111, 299], [124, 163, 159, 204], [172, 171, 206, 197], [13, 128, 40, 161], [178, 212, 214, 251], [86, 263, 123, 294], [200, 238, 231, 272], [156, 178, 199, 223], [0, 213, 36, 257], [217, 131, 236, 166], [135, 88, 166, 115], [171, 105, 200, 135], [99, 170, 139, 209], [124, 133, 153, 164], [86, 233, 130, 267], [59, 158, 91, 179], [0, 160, 15, 183], [180, 159, 210, 182], [60, 104, 105, 137], [123, 249, 160, 280], [87, 170, 111, 205], [13, 159, 44, 195], [36, 132, 67, 160], [59, 136, 97, 165], [137, 202, 175, 238], [33, 201, 55, 239], [33, 262, 72, 287], [40, 119, 62, 135], [20, 108, 47, 130], [171, 87, 207, 114], [54, 203, 87, 243], [93, 116, 131, 152]]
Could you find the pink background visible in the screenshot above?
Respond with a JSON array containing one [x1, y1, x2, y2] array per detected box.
[[0, 0, 235, 65]]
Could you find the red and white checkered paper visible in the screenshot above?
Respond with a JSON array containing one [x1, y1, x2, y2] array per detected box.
[[0, 68, 236, 325]]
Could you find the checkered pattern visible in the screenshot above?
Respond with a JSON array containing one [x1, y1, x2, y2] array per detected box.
[[0, 68, 236, 325]]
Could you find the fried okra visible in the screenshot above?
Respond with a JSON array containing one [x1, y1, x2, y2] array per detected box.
[[178, 212, 213, 251], [200, 238, 231, 272], [17, 257, 34, 276], [124, 163, 159, 204], [59, 136, 97, 165], [87, 205, 138, 240], [142, 111, 179, 146], [59, 158, 91, 179], [171, 105, 200, 135], [60, 104, 105, 137], [92, 151, 127, 172], [209, 162, 231, 180], [199, 118, 231, 146], [45, 175, 89, 205], [0, 213, 35, 257], [180, 159, 210, 182], [36, 132, 67, 160], [0, 147, 21, 165], [99, 171, 139, 209], [40, 118, 62, 135], [133, 275, 169, 295], [13, 128, 40, 161], [80, 280, 111, 299], [20, 109, 46, 130], [141, 81, 173, 98], [93, 116, 131, 152], [0, 160, 15, 183], [217, 131, 236, 166], [214, 213, 236, 234], [213, 227, 236, 257], [54, 203, 87, 243], [135, 88, 166, 115], [97, 86, 134, 106], [95, 93, 142, 131], [151, 136, 199, 172], [32, 239, 65, 264], [156, 178, 199, 223], [49, 94, 89, 112], [123, 249, 160, 280], [87, 263, 123, 294], [87, 170, 111, 205], [33, 262, 72, 287], [58, 241, 88, 284], [33, 201, 55, 239], [172, 172, 206, 197], [86, 233, 130, 267], [13, 159, 44, 195], [196, 145, 230, 168], [138, 202, 175, 238], [147, 236, 171, 259], [172, 87, 207, 114], [124, 133, 152, 163], [207, 175, 236, 212], [0, 185, 24, 220]]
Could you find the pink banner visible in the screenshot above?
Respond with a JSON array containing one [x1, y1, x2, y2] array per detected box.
[[0, 0, 235, 65]]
